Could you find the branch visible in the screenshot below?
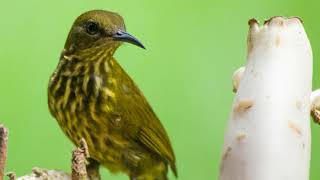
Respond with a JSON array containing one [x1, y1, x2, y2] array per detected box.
[[14, 139, 91, 180], [1, 133, 98, 180], [0, 125, 8, 180], [71, 138, 89, 180], [15, 168, 70, 180]]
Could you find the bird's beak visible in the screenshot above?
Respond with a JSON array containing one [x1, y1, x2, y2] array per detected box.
[[112, 30, 145, 49]]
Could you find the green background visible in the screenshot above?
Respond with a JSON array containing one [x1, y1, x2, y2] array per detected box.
[[0, 0, 319, 179]]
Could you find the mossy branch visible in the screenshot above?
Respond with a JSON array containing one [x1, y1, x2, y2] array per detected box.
[[0, 125, 8, 180], [0, 125, 100, 180]]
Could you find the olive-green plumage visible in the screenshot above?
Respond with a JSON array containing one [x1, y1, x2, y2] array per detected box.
[[48, 10, 177, 180]]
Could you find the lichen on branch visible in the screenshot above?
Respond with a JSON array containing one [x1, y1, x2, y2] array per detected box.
[[0, 126, 99, 180]]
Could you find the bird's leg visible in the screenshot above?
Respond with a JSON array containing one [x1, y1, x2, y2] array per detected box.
[[0, 125, 8, 179], [86, 158, 101, 180]]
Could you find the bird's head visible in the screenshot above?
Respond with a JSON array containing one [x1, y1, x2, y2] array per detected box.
[[64, 10, 145, 55]]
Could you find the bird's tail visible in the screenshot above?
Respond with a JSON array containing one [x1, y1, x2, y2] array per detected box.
[[130, 162, 169, 180]]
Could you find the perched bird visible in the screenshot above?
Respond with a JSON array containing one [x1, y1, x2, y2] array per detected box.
[[48, 10, 177, 180]]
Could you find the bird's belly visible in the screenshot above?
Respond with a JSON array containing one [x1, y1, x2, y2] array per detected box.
[[52, 102, 131, 174], [48, 76, 151, 175]]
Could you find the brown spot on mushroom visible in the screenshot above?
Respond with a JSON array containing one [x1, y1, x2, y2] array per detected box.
[[279, 20, 284, 26], [248, 18, 259, 26], [264, 16, 285, 26], [222, 147, 232, 160], [234, 99, 254, 113], [247, 35, 254, 54], [247, 19, 259, 54], [311, 109, 320, 124], [275, 35, 281, 47], [296, 100, 303, 111], [236, 132, 247, 142], [291, 16, 303, 23], [232, 87, 237, 93], [288, 121, 302, 136], [232, 67, 245, 93], [264, 16, 280, 25], [264, 16, 303, 26]]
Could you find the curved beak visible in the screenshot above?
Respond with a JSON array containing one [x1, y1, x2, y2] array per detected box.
[[112, 30, 145, 49]]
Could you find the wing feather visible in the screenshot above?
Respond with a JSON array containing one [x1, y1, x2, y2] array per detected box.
[[111, 59, 177, 176]]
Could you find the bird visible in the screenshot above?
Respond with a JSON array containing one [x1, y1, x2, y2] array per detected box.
[[48, 10, 177, 180]]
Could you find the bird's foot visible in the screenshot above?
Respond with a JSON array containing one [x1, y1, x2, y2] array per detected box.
[[87, 158, 101, 180]]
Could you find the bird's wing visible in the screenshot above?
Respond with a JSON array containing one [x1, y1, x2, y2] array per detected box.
[[120, 90, 177, 176], [112, 60, 177, 176]]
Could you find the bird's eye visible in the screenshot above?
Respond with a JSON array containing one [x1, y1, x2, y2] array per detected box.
[[86, 22, 99, 35]]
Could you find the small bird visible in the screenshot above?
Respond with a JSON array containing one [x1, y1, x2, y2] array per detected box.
[[48, 10, 177, 180]]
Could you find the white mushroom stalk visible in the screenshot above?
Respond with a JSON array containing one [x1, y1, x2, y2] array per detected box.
[[220, 17, 313, 180]]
